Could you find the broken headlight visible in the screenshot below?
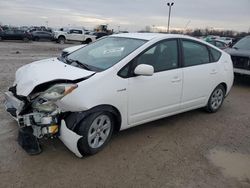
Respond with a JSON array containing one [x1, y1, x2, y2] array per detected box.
[[41, 83, 78, 101], [32, 83, 78, 112]]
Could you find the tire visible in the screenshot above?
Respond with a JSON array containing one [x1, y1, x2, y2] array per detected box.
[[34, 37, 39, 41], [0, 36, 2, 41], [58, 36, 65, 44], [23, 37, 29, 42], [205, 85, 225, 113], [85, 38, 92, 44], [77, 112, 114, 155]]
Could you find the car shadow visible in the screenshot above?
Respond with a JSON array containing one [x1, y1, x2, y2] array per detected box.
[[112, 108, 204, 139], [234, 74, 250, 87]]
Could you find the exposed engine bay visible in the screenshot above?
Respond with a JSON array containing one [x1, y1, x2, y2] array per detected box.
[[4, 82, 82, 156]]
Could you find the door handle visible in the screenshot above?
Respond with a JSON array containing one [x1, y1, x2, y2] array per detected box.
[[171, 76, 181, 83], [210, 69, 218, 74]]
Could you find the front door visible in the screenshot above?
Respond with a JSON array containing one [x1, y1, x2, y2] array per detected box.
[[127, 39, 183, 125]]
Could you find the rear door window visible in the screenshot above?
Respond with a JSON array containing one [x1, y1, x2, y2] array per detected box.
[[182, 40, 210, 67]]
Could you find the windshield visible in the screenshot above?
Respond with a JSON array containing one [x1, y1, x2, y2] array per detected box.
[[233, 36, 250, 50], [67, 37, 147, 71]]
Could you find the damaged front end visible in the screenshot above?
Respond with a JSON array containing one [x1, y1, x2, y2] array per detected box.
[[4, 83, 83, 157]]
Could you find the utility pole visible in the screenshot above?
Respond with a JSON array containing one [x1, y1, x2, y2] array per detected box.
[[166, 2, 174, 33]]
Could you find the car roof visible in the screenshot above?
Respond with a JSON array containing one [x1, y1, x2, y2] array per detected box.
[[112, 33, 194, 41], [110, 33, 224, 52]]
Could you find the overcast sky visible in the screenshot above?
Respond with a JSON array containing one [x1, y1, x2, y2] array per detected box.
[[0, 0, 249, 32]]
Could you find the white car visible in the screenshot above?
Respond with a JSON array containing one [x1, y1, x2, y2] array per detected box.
[[53, 28, 96, 44], [4, 33, 234, 157]]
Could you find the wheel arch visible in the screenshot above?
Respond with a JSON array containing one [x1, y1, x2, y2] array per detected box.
[[220, 82, 227, 93], [206, 82, 228, 106], [64, 104, 122, 133], [58, 35, 66, 39], [85, 38, 92, 43]]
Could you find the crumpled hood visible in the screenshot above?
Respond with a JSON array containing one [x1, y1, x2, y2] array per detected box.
[[15, 58, 95, 96]]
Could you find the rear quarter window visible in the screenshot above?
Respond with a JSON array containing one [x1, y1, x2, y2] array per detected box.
[[210, 47, 222, 62]]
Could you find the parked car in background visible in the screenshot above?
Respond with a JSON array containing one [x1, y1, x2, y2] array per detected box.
[[92, 32, 109, 39], [0, 30, 32, 41], [31, 31, 53, 41], [208, 39, 228, 50], [53, 28, 96, 44], [28, 26, 53, 33], [204, 35, 220, 42], [4, 33, 233, 157], [219, 37, 233, 46], [225, 36, 250, 76]]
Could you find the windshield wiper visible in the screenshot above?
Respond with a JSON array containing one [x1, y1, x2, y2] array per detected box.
[[59, 56, 101, 72], [67, 58, 91, 71], [233, 46, 238, 50]]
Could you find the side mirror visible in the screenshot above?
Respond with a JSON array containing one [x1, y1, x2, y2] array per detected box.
[[134, 64, 154, 76]]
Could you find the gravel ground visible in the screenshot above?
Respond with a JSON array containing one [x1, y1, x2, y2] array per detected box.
[[0, 41, 250, 188]]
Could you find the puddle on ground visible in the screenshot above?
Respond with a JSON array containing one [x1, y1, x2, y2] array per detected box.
[[208, 148, 250, 182]]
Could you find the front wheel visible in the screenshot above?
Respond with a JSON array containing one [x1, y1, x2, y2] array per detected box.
[[205, 85, 225, 113], [77, 112, 114, 155]]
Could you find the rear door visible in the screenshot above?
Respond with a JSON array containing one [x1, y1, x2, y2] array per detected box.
[[181, 39, 219, 110]]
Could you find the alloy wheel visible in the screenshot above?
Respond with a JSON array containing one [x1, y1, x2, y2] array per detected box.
[[210, 88, 224, 110], [87, 115, 111, 149]]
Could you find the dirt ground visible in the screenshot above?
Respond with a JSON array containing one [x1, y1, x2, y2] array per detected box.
[[0, 41, 250, 188]]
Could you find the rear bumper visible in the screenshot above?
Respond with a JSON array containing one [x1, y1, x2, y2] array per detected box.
[[234, 68, 250, 75]]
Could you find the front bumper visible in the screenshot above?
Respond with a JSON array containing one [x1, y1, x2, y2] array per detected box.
[[4, 91, 24, 118], [4, 91, 83, 158], [59, 120, 83, 157]]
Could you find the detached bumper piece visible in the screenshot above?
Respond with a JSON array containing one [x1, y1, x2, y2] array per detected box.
[[59, 120, 83, 158], [18, 127, 42, 155]]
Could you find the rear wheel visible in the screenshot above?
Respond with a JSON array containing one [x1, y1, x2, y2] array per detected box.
[[85, 38, 92, 44], [205, 85, 225, 113], [77, 112, 114, 155], [58, 36, 65, 44]]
